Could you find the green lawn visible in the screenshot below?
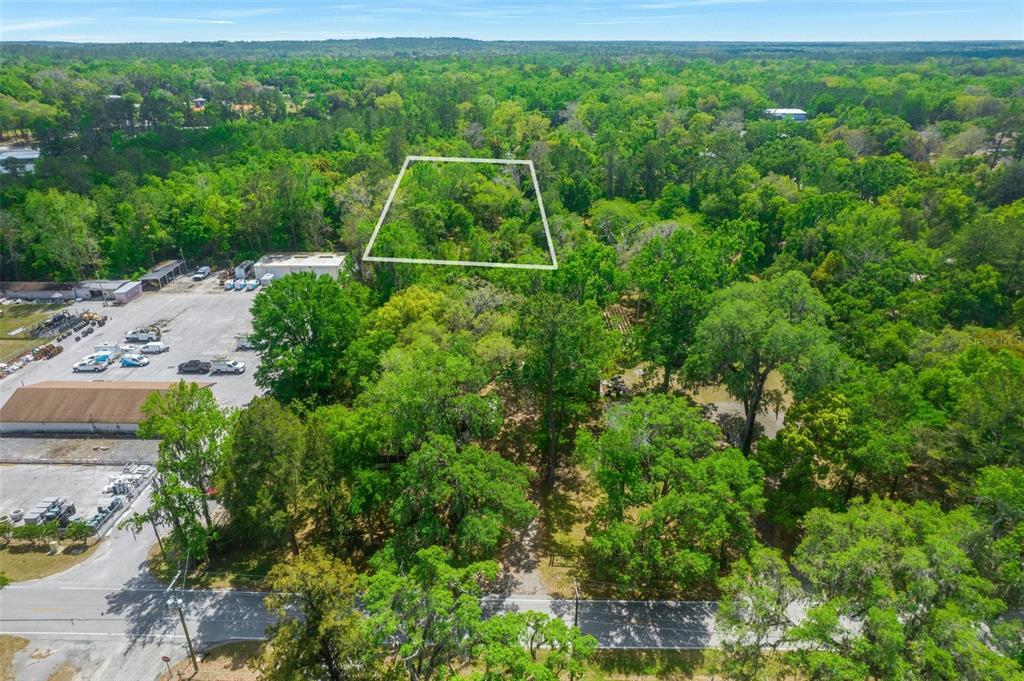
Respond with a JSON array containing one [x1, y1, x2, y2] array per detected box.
[[0, 540, 99, 582], [148, 537, 285, 591], [0, 304, 60, 363]]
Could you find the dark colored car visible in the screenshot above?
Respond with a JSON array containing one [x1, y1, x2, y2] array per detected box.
[[177, 359, 212, 374]]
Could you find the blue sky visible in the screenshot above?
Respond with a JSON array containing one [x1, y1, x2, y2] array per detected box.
[[2, 1, 1022, 43]]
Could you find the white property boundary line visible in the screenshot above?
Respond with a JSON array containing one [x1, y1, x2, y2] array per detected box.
[[362, 155, 559, 270]]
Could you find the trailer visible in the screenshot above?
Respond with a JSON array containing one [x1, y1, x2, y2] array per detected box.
[[234, 260, 255, 279]]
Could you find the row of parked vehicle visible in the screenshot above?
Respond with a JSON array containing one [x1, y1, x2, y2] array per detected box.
[[178, 358, 246, 374], [224, 274, 273, 291]]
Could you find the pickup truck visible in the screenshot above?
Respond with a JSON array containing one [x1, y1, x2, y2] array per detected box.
[[125, 328, 160, 342], [192, 266, 211, 281], [177, 359, 212, 374], [211, 358, 245, 374], [72, 354, 108, 372]]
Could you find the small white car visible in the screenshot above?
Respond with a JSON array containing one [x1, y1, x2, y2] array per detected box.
[[140, 342, 169, 354], [120, 353, 150, 367], [233, 278, 247, 290], [224, 279, 234, 291], [247, 278, 260, 290]]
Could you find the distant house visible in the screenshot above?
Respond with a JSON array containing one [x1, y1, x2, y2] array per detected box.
[[191, 97, 207, 112], [765, 108, 808, 122]]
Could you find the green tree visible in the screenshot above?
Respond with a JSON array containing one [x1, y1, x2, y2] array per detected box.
[[361, 546, 499, 681], [716, 546, 801, 681], [630, 225, 729, 391], [136, 381, 227, 561], [518, 292, 612, 485], [14, 189, 100, 280], [261, 546, 384, 681], [220, 396, 307, 555], [687, 271, 842, 455], [480, 612, 597, 681], [356, 339, 501, 457], [250, 272, 361, 405], [788, 498, 1021, 680], [65, 520, 92, 547], [389, 434, 535, 563], [975, 466, 1024, 605], [585, 447, 764, 592]]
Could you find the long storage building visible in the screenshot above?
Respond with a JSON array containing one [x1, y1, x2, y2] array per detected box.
[[0, 380, 213, 434]]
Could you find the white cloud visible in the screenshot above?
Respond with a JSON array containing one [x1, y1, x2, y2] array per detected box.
[[2, 18, 86, 32]]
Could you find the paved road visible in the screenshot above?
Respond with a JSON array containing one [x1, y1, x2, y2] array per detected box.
[[1, 484, 723, 680]]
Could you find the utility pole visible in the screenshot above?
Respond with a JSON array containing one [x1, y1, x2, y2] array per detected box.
[[573, 577, 580, 629], [166, 571, 199, 674], [149, 512, 166, 562]]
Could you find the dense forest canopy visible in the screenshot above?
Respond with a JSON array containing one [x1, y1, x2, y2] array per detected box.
[[2, 38, 1024, 679]]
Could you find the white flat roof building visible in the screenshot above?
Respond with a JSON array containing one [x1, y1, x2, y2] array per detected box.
[[254, 252, 347, 280], [765, 108, 808, 121]]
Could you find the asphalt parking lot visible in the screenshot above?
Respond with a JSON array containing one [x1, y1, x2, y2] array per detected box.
[[0, 276, 262, 409], [0, 463, 152, 535]]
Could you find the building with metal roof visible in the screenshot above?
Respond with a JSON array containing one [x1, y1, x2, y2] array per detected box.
[[0, 380, 212, 434], [140, 259, 187, 289]]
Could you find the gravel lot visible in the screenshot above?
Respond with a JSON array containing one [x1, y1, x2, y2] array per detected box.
[[0, 276, 263, 409], [0, 437, 157, 464]]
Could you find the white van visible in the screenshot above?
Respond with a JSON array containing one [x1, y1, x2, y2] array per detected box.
[[140, 342, 169, 354]]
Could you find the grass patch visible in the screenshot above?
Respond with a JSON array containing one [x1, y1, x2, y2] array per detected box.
[[0, 636, 28, 681], [536, 464, 601, 598], [0, 338, 41, 364], [0, 541, 99, 582], [148, 538, 285, 591], [0, 303, 59, 363], [587, 649, 710, 680], [160, 640, 262, 681]]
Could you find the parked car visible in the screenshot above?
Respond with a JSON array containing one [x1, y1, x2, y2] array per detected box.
[[10, 508, 24, 522], [139, 342, 169, 354], [177, 359, 212, 374], [192, 266, 212, 281], [211, 358, 245, 374], [233, 278, 247, 290], [246, 278, 260, 291], [224, 279, 235, 291], [120, 353, 150, 367], [235, 335, 255, 351], [73, 358, 107, 372], [125, 327, 160, 342]]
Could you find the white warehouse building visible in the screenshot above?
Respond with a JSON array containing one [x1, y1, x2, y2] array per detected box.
[[253, 252, 347, 280]]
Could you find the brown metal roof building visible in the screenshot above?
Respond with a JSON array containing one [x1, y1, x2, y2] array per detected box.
[[0, 380, 213, 434]]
